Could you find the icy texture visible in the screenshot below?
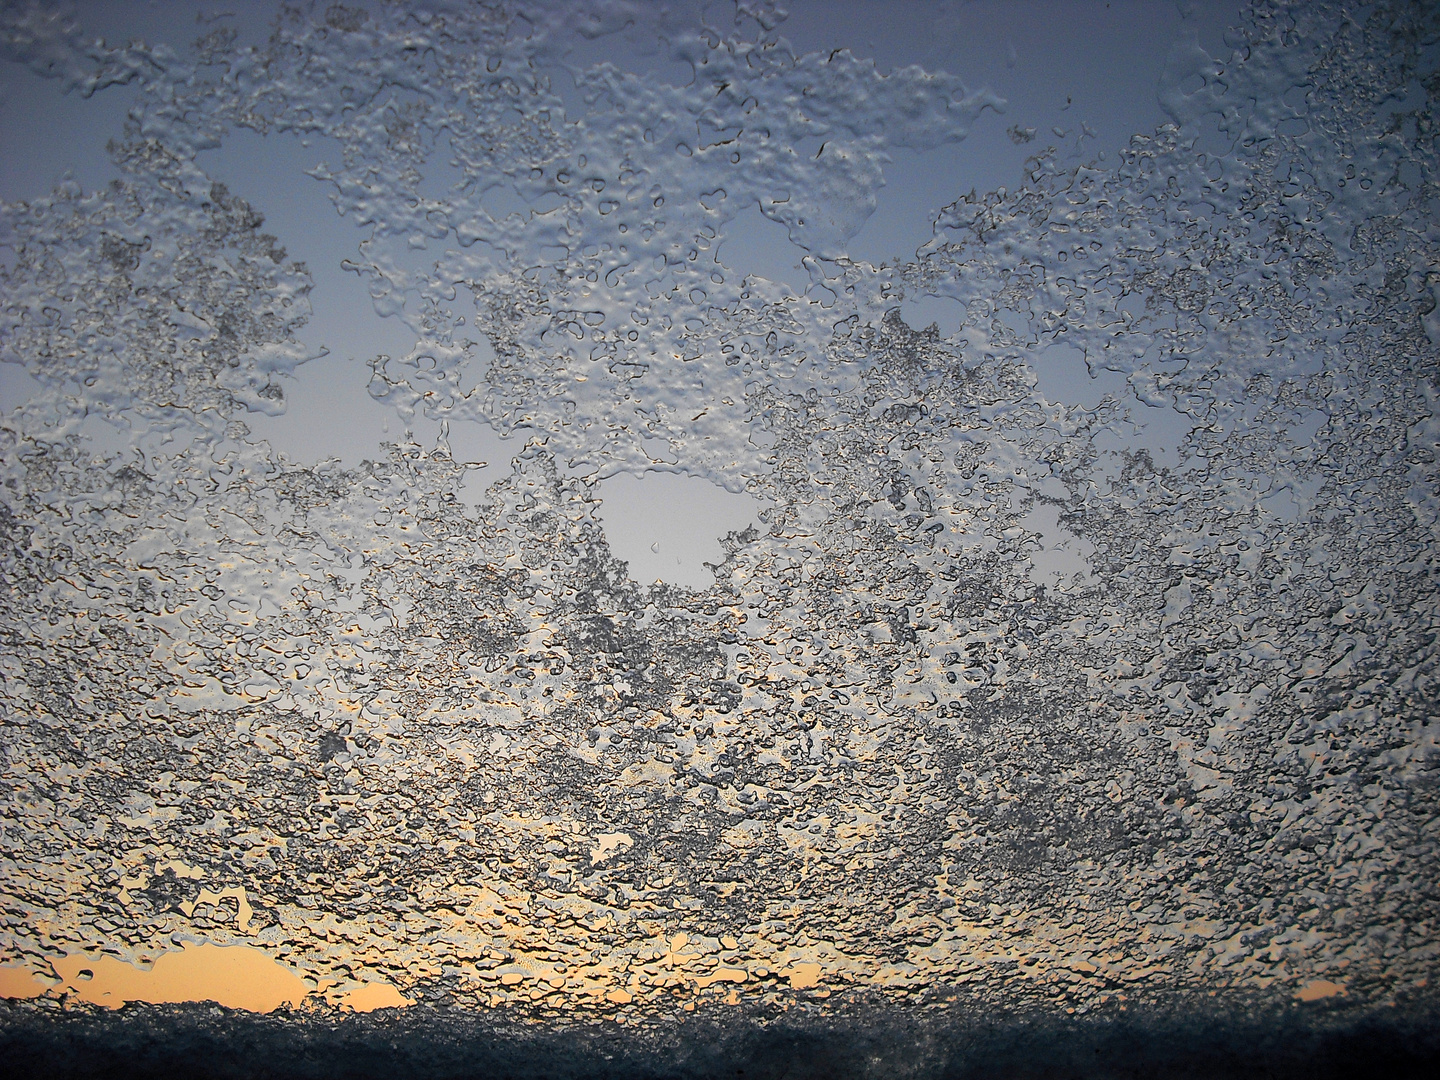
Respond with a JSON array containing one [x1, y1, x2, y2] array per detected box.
[[0, 0, 1437, 1018]]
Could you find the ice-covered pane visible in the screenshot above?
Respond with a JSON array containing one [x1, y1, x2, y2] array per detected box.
[[0, 1, 1436, 1074]]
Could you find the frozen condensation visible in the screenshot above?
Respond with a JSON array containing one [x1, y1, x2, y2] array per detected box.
[[0, 0, 1437, 1021]]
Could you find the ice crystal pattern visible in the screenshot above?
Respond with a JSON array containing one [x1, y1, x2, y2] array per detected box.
[[1, 0, 1438, 1016]]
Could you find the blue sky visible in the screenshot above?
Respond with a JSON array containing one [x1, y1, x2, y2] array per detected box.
[[1, 0, 1238, 587]]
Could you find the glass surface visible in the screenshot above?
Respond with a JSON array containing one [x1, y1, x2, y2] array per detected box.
[[1, 1, 1438, 1076]]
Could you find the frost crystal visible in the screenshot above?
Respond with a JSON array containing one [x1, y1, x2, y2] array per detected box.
[[0, 0, 1437, 1022]]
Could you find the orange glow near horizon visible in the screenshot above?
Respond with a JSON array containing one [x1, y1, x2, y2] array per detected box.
[[0, 944, 414, 1015], [0, 966, 50, 1000], [51, 944, 310, 1013]]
